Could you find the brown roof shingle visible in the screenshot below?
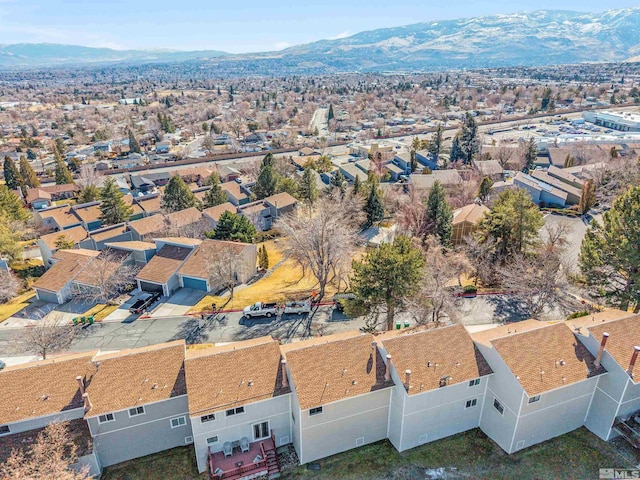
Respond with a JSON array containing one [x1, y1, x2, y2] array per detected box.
[[85, 341, 187, 417], [283, 331, 392, 410], [588, 315, 640, 378], [490, 323, 604, 396], [0, 353, 96, 424], [202, 202, 236, 222], [72, 203, 102, 224], [185, 337, 288, 416], [39, 206, 82, 228], [128, 207, 202, 238], [380, 325, 492, 394], [32, 252, 98, 293], [178, 239, 249, 280], [39, 226, 88, 251], [136, 244, 193, 284]]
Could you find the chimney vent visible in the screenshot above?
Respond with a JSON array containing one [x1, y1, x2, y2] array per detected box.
[[404, 370, 411, 390], [627, 346, 640, 377], [82, 393, 92, 413], [385, 355, 392, 382], [371, 341, 377, 379], [76, 376, 85, 395], [281, 359, 289, 388], [594, 332, 609, 368]]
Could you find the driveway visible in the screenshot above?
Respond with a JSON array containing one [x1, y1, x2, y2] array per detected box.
[[149, 288, 206, 317]]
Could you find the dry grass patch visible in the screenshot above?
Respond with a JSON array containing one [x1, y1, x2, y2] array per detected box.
[[82, 304, 119, 322], [0, 291, 35, 323], [189, 240, 340, 313]]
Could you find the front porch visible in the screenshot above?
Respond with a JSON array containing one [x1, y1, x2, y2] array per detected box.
[[208, 432, 280, 480]]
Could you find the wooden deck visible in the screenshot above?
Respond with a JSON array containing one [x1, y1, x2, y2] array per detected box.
[[209, 433, 280, 480]]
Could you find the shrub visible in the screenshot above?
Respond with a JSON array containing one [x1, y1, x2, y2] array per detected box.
[[463, 285, 478, 294], [567, 310, 590, 320]]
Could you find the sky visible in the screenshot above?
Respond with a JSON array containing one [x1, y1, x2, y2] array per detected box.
[[0, 0, 638, 53]]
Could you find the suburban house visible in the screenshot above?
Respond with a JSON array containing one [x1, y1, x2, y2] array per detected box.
[[472, 321, 605, 454], [513, 172, 568, 208], [547, 165, 585, 191], [385, 162, 405, 181], [530, 169, 581, 205], [70, 250, 133, 300], [0, 353, 101, 476], [133, 193, 162, 217], [177, 239, 257, 293], [129, 175, 157, 194], [473, 159, 504, 180], [105, 241, 157, 266], [282, 331, 394, 464], [338, 163, 364, 183], [221, 181, 251, 206], [71, 202, 104, 231], [26, 188, 53, 209], [377, 325, 492, 452], [202, 202, 237, 229], [38, 225, 88, 266], [123, 194, 146, 221], [32, 249, 100, 304], [128, 208, 204, 241], [185, 337, 290, 475], [451, 203, 490, 245], [263, 193, 297, 222], [37, 205, 83, 232], [572, 312, 640, 442], [38, 183, 81, 201], [409, 170, 462, 191], [415, 150, 439, 170], [240, 201, 273, 231], [79, 223, 133, 251], [83, 342, 191, 468], [156, 141, 171, 154], [135, 239, 199, 296]]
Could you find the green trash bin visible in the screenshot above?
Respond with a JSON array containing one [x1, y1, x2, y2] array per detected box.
[[395, 321, 401, 330], [80, 316, 86, 324], [404, 321, 410, 328], [72, 317, 78, 326], [88, 316, 94, 325]]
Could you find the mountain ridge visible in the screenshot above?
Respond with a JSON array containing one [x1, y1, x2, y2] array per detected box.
[[1, 8, 640, 71]]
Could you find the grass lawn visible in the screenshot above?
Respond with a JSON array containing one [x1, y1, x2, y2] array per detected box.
[[282, 428, 638, 480], [189, 240, 338, 313], [101, 446, 206, 480], [0, 291, 35, 323]]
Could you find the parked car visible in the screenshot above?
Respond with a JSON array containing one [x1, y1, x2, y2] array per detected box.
[[243, 302, 278, 318], [0, 359, 5, 371], [284, 301, 311, 315], [129, 292, 161, 314]]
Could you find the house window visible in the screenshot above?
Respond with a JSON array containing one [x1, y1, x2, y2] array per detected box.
[[0, 425, 9, 435], [200, 414, 216, 423], [128, 406, 145, 417], [309, 406, 323, 416], [98, 413, 115, 424], [466, 398, 478, 408], [207, 436, 219, 445], [170, 416, 186, 428], [493, 398, 504, 415], [468, 379, 481, 387], [528, 395, 540, 404], [225, 407, 245, 417], [253, 421, 269, 441]]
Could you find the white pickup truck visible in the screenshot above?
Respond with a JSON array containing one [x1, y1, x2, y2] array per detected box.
[[243, 302, 278, 318], [284, 301, 311, 315]]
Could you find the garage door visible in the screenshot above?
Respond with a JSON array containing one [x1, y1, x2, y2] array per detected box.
[[182, 276, 208, 291], [35, 289, 60, 304], [139, 281, 164, 293]]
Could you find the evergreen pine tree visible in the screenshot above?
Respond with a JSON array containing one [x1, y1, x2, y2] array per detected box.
[[78, 185, 101, 204], [162, 176, 199, 213], [19, 156, 40, 188], [426, 180, 453, 247], [0, 184, 30, 222], [364, 182, 384, 228], [3, 156, 24, 192], [128, 128, 141, 154], [478, 176, 493, 202], [54, 152, 73, 185], [352, 174, 362, 196], [459, 113, 480, 165], [449, 136, 463, 163], [253, 164, 277, 200], [210, 211, 256, 244], [204, 182, 228, 209], [327, 104, 335, 121], [99, 177, 133, 225], [299, 167, 318, 204]]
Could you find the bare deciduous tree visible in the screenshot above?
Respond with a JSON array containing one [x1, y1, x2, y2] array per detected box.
[[0, 422, 92, 480], [72, 251, 139, 305], [205, 246, 248, 300], [76, 164, 102, 189], [0, 269, 20, 303], [277, 195, 361, 299], [14, 313, 78, 360]]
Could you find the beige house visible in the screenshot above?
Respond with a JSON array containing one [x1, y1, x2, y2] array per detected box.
[[451, 203, 490, 245]]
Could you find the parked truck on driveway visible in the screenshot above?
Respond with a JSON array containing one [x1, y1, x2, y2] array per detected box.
[[129, 292, 161, 314], [243, 302, 278, 318], [283, 300, 311, 315]]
